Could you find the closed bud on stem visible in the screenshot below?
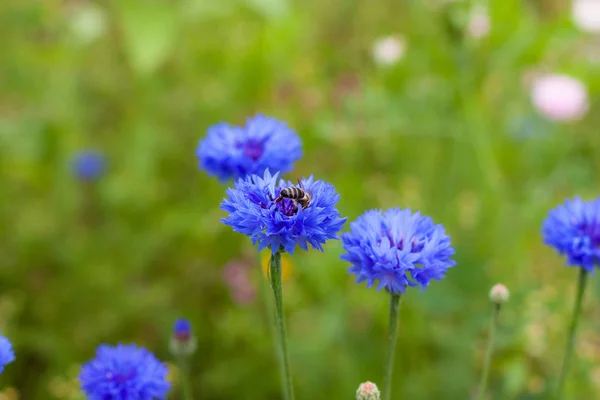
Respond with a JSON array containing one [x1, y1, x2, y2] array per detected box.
[[489, 283, 509, 305], [169, 319, 197, 357], [356, 381, 381, 400]]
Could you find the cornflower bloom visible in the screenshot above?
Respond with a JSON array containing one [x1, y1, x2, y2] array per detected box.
[[196, 114, 302, 183], [221, 169, 346, 255], [72, 150, 105, 181], [0, 334, 15, 374], [79, 343, 170, 399], [341, 208, 456, 294]]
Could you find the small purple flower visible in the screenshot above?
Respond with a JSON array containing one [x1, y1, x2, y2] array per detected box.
[[542, 196, 600, 272], [79, 343, 170, 399], [341, 208, 456, 294], [0, 334, 15, 374], [196, 114, 302, 183], [220, 169, 347, 254], [72, 150, 105, 181]]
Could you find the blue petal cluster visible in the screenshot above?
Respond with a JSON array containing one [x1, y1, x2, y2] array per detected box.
[[72, 150, 105, 181], [173, 318, 192, 341], [542, 196, 600, 272], [79, 343, 170, 400], [221, 170, 347, 254], [0, 334, 15, 374], [196, 114, 302, 183], [341, 208, 456, 294]]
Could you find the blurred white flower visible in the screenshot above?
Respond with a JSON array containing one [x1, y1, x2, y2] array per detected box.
[[467, 6, 490, 39], [371, 35, 406, 67], [68, 2, 107, 44], [572, 0, 600, 33], [489, 283, 510, 304], [531, 74, 589, 122]]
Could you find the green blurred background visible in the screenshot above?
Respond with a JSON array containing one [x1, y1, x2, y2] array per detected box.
[[1, 0, 600, 399]]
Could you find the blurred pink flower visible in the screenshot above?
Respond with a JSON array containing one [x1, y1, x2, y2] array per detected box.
[[573, 0, 600, 33], [530, 74, 589, 122], [467, 7, 490, 39], [371, 35, 406, 66], [222, 260, 256, 305]]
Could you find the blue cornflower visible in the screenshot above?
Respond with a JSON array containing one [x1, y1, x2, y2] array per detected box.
[[79, 343, 171, 400], [341, 208, 456, 294], [220, 169, 347, 254], [72, 150, 105, 181], [173, 319, 192, 341], [0, 334, 15, 374], [196, 114, 302, 183], [542, 196, 600, 272]]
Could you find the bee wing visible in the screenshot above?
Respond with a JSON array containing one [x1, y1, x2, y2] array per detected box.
[[297, 177, 305, 191]]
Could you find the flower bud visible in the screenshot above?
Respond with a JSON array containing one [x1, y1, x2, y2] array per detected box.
[[489, 283, 509, 304], [356, 381, 381, 400], [169, 319, 197, 357]]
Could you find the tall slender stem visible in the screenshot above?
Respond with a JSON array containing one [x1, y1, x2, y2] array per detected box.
[[258, 251, 277, 345], [383, 293, 402, 400], [269, 250, 294, 400], [177, 356, 194, 400], [556, 269, 588, 399], [477, 303, 500, 400]]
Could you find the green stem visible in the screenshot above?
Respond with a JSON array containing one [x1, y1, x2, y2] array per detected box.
[[383, 293, 402, 400], [258, 252, 280, 367], [556, 269, 588, 399], [177, 356, 194, 400], [269, 250, 295, 400], [477, 303, 500, 400]]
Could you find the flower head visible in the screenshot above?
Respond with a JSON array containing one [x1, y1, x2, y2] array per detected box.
[[79, 343, 170, 399], [573, 0, 600, 33], [531, 74, 589, 122], [489, 283, 510, 304], [372, 35, 406, 67], [341, 208, 456, 294], [196, 114, 302, 183], [356, 381, 381, 400], [467, 7, 490, 39], [542, 196, 600, 272], [170, 319, 197, 357], [220, 169, 346, 254], [173, 319, 192, 341], [72, 150, 105, 181], [0, 335, 15, 374]]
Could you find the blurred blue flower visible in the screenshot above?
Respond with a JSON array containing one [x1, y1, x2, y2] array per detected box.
[[72, 150, 105, 181], [170, 319, 197, 357], [173, 319, 192, 341], [341, 208, 456, 294], [543, 196, 600, 272], [79, 343, 170, 400], [0, 334, 15, 374], [196, 114, 302, 183], [221, 169, 347, 254]]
